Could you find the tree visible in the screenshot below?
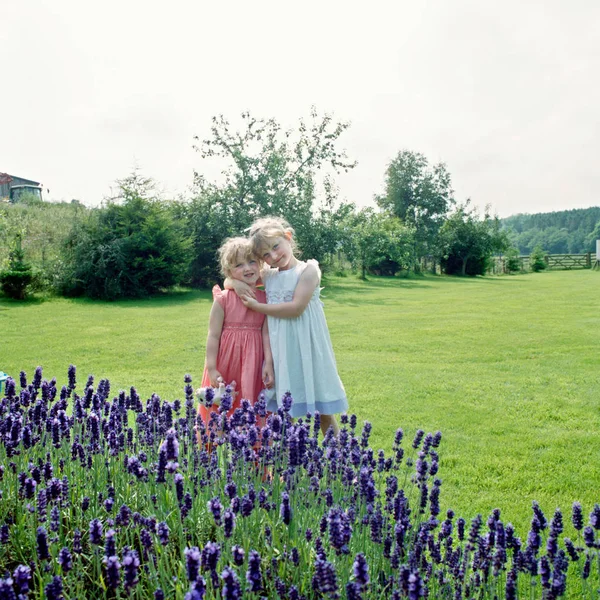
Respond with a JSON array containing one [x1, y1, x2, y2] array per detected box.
[[0, 234, 34, 299], [376, 150, 454, 267], [504, 247, 522, 273], [342, 208, 415, 279], [438, 203, 508, 276], [185, 108, 357, 285], [60, 173, 190, 299], [529, 246, 547, 272]]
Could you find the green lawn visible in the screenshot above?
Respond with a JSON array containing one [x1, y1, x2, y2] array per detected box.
[[1, 270, 599, 533]]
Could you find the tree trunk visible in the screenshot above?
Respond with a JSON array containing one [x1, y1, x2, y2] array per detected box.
[[461, 257, 468, 276]]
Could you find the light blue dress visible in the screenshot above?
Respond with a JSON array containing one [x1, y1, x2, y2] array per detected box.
[[263, 259, 348, 418]]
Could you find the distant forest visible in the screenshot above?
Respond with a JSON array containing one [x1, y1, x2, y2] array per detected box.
[[501, 206, 600, 255]]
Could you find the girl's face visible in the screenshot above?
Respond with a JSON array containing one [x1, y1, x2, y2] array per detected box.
[[260, 235, 296, 271], [229, 254, 260, 285]]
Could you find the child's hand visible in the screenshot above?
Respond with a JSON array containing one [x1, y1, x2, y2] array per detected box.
[[262, 362, 275, 389], [240, 294, 259, 310], [228, 278, 256, 299], [208, 370, 223, 388]]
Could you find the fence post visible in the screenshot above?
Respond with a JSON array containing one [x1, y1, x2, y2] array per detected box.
[[586, 253, 591, 268]]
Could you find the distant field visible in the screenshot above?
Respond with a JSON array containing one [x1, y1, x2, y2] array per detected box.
[[1, 270, 599, 534]]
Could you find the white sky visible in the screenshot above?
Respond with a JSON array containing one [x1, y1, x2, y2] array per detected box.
[[2, 0, 599, 217]]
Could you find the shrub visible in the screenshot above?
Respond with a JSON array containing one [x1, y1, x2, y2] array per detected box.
[[0, 365, 597, 598], [0, 234, 33, 299], [530, 245, 548, 272], [504, 247, 522, 273], [59, 176, 190, 299]]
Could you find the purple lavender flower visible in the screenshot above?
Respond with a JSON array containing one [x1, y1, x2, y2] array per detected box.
[[353, 553, 370, 588], [0, 525, 8, 546], [36, 526, 50, 560], [550, 508, 563, 537], [583, 554, 591, 579], [175, 473, 184, 503], [223, 509, 235, 538], [327, 506, 352, 554], [360, 421, 372, 448], [58, 547, 72, 572], [282, 391, 293, 413], [221, 567, 241, 600], [186, 546, 202, 582], [583, 526, 595, 548], [532, 501, 548, 530], [448, 517, 461, 543], [312, 557, 339, 597], [154, 589, 165, 600], [370, 509, 383, 544], [122, 548, 140, 592], [104, 529, 117, 559], [50, 506, 60, 532], [468, 515, 482, 545], [185, 577, 207, 600], [160, 428, 180, 461], [590, 504, 600, 530], [540, 556, 551, 589], [156, 448, 167, 483], [117, 504, 132, 527], [412, 429, 425, 449], [156, 521, 170, 546], [280, 492, 292, 525], [246, 550, 263, 592], [68, 364, 76, 391], [572, 501, 584, 531], [346, 582, 362, 600], [564, 538, 579, 562], [21, 475, 35, 500], [241, 494, 254, 518], [13, 565, 31, 596], [44, 576, 64, 600], [104, 555, 121, 590], [408, 571, 424, 600], [72, 529, 82, 554], [201, 541, 221, 573], [232, 545, 245, 566], [89, 518, 103, 545], [551, 550, 568, 597], [505, 569, 517, 600], [208, 497, 223, 526]]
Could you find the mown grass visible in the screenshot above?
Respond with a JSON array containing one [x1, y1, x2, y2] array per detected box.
[[1, 270, 599, 534]]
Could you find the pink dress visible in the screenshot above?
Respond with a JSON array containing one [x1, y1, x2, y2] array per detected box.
[[199, 285, 266, 424]]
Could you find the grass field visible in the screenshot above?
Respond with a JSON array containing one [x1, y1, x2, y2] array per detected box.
[[1, 269, 598, 535]]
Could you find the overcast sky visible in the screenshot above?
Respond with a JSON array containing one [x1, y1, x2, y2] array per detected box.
[[2, 0, 599, 217]]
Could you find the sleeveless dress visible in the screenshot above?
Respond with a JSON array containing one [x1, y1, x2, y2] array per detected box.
[[263, 260, 348, 418], [199, 285, 266, 424]]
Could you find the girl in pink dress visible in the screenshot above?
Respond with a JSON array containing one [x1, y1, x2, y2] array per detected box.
[[198, 237, 274, 426]]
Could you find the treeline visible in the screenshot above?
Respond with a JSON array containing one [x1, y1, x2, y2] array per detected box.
[[2, 110, 517, 300], [502, 207, 600, 255]]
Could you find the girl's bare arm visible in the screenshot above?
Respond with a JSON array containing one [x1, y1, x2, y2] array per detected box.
[[241, 263, 319, 319], [205, 300, 225, 386], [261, 320, 275, 389]]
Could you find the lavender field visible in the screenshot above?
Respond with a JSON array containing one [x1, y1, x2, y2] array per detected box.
[[0, 364, 599, 599]]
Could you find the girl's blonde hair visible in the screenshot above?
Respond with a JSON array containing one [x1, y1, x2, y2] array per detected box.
[[249, 216, 297, 256], [217, 237, 257, 277]]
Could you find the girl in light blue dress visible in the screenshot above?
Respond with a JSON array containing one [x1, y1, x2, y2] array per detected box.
[[235, 216, 348, 436]]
